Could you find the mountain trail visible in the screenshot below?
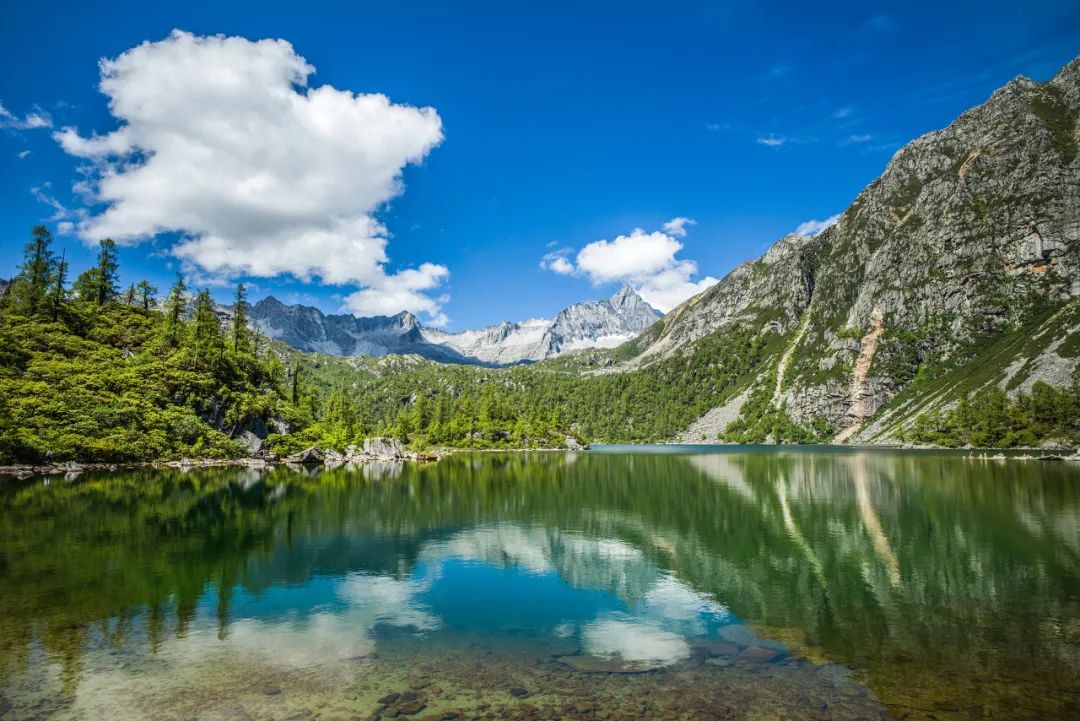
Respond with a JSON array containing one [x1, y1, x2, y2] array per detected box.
[[834, 308, 886, 443]]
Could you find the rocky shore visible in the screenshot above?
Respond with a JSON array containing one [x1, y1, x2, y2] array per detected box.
[[0, 436, 592, 478]]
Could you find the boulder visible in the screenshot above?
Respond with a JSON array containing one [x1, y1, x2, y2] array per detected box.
[[234, 430, 264, 455], [362, 437, 406, 459], [286, 446, 324, 464], [565, 435, 589, 451]]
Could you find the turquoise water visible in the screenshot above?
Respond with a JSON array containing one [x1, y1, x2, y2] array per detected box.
[[1, 449, 1078, 719]]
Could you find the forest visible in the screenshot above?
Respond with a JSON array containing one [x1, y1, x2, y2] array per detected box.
[[1, 225, 1077, 464]]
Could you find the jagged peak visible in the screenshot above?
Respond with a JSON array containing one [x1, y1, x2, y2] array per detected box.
[[610, 284, 641, 302], [254, 295, 285, 308]]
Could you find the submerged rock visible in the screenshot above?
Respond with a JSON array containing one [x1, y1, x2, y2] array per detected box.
[[556, 654, 663, 674]]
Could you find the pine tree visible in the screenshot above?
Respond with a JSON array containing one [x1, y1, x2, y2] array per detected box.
[[125, 283, 136, 306], [136, 280, 157, 310], [192, 289, 222, 367], [164, 274, 187, 345], [15, 225, 56, 316], [94, 238, 119, 305], [232, 283, 249, 354], [50, 248, 68, 321]]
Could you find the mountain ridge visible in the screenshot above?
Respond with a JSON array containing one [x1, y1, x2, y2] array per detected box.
[[250, 286, 661, 366]]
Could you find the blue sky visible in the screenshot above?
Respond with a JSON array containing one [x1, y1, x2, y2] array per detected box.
[[2, 1, 1078, 329]]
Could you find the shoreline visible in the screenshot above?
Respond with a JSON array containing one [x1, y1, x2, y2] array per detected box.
[[2, 441, 1077, 478]]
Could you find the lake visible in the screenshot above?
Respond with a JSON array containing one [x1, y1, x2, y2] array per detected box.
[[1, 447, 1078, 720]]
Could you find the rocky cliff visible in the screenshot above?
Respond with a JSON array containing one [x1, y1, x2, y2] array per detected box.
[[631, 56, 1080, 443]]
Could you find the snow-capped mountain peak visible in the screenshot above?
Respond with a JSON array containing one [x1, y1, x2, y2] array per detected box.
[[250, 286, 661, 365]]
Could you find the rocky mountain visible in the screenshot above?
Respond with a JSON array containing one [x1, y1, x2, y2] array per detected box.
[[251, 286, 660, 366], [617, 55, 1080, 444]]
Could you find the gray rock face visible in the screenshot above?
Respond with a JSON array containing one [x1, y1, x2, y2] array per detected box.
[[360, 437, 406, 458], [252, 287, 660, 366], [641, 55, 1080, 439], [427, 285, 661, 364], [250, 297, 471, 363]]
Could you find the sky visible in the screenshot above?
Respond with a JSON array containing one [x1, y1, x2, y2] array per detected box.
[[2, 1, 1078, 329]]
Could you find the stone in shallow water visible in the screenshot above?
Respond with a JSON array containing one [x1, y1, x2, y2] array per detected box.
[[555, 654, 663, 674], [508, 687, 529, 698], [690, 640, 740, 658], [717, 625, 757, 646], [706, 657, 733, 667], [737, 644, 787, 664]]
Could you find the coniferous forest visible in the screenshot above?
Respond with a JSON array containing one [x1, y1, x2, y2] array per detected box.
[[2, 225, 1078, 465]]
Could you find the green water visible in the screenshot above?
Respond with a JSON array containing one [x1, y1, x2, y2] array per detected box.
[[1, 447, 1078, 720]]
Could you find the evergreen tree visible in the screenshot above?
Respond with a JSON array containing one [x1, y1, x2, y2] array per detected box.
[[192, 289, 222, 367], [50, 249, 68, 321], [15, 225, 56, 316], [136, 280, 157, 310], [125, 283, 136, 306], [93, 238, 119, 305], [232, 283, 249, 354], [164, 274, 187, 345]]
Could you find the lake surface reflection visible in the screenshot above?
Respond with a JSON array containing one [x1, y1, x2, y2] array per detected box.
[[1, 447, 1078, 720]]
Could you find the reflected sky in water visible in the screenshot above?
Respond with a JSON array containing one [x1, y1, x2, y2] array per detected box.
[[1, 448, 1078, 720]]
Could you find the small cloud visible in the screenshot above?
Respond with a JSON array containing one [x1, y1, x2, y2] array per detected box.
[[866, 15, 895, 32], [841, 133, 874, 145], [0, 102, 52, 131], [540, 219, 717, 312], [795, 213, 843, 237], [662, 217, 696, 238], [31, 182, 88, 229], [540, 249, 575, 275], [832, 107, 853, 120], [17, 149, 31, 159], [756, 135, 787, 148], [705, 122, 736, 132]]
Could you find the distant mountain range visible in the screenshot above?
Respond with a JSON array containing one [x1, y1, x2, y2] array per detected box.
[[250, 285, 661, 365]]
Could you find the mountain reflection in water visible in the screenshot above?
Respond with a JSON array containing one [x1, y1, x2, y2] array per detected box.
[[1, 448, 1078, 720]]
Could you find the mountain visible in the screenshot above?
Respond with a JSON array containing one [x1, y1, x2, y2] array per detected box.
[[614, 56, 1080, 444], [250, 286, 661, 366], [249, 298, 472, 363]]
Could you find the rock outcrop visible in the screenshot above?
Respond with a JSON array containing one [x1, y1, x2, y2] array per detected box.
[[635, 55, 1080, 442]]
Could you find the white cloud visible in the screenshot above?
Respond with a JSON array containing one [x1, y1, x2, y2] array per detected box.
[[541, 219, 717, 312], [795, 213, 843, 237], [53, 30, 448, 323], [661, 217, 695, 238], [342, 262, 450, 326], [577, 229, 684, 282], [17, 149, 31, 159], [756, 134, 786, 147], [842, 133, 873, 145], [0, 102, 52, 130], [832, 107, 853, 120], [540, 251, 575, 275]]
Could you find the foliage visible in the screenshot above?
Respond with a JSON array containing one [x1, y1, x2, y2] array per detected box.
[[0, 229, 297, 464], [903, 379, 1080, 448], [723, 372, 831, 444]]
